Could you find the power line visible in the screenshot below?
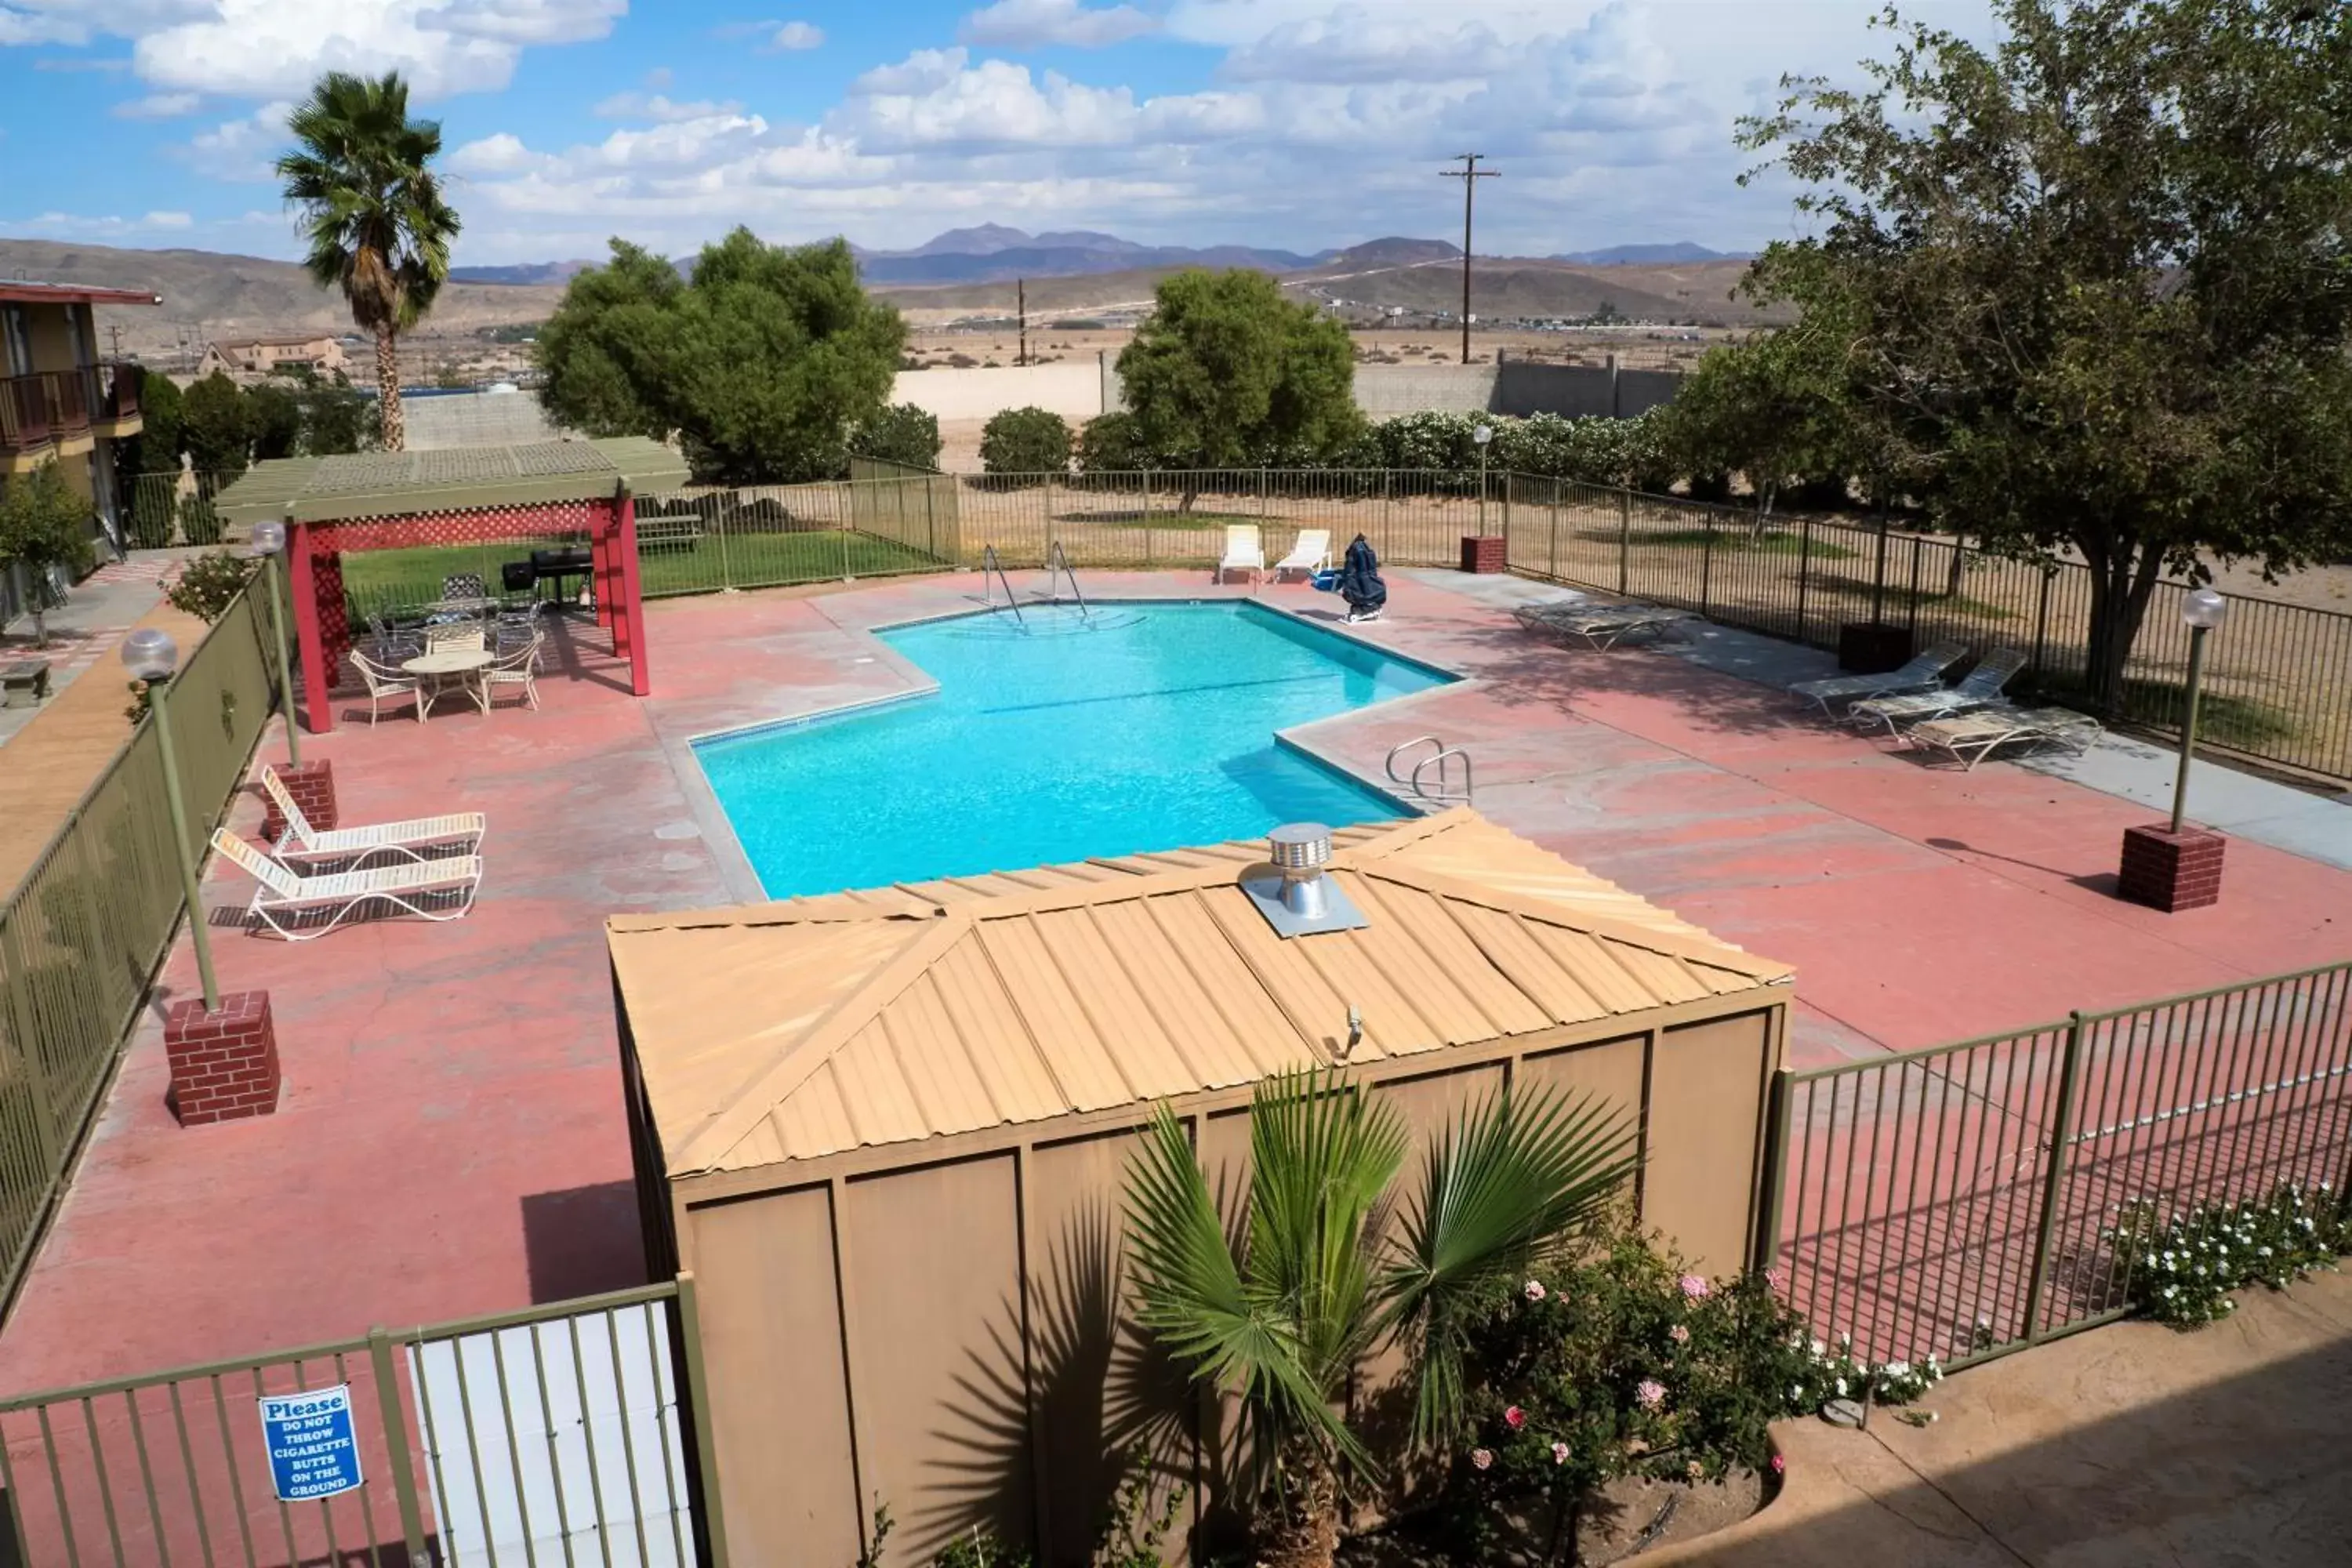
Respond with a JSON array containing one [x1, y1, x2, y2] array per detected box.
[[1439, 152, 1498, 365]]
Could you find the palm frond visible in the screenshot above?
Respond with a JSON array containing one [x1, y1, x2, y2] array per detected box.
[[1122, 1103, 1363, 1470], [1377, 1083, 1639, 1445], [274, 68, 459, 342]]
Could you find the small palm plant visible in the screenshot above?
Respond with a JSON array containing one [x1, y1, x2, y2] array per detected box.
[[1123, 1067, 1637, 1568], [276, 71, 459, 452]]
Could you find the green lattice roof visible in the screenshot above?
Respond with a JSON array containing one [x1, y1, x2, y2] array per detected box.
[[212, 437, 689, 526]]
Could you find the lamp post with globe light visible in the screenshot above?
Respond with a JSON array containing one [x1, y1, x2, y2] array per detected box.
[[245, 516, 299, 767], [122, 628, 220, 1011], [2169, 587, 2229, 833]]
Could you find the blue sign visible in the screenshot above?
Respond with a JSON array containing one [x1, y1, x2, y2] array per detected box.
[[259, 1385, 365, 1502]]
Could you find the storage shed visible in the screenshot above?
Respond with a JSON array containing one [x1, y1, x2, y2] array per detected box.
[[608, 808, 1794, 1567]]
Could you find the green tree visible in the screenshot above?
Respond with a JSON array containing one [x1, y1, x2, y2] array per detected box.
[[978, 406, 1071, 477], [853, 402, 942, 470], [116, 371, 185, 547], [247, 381, 303, 461], [0, 465, 99, 646], [1123, 1069, 1635, 1568], [1117, 270, 1363, 478], [298, 376, 373, 455], [180, 372, 252, 477], [538, 230, 906, 485], [1739, 0, 2352, 710], [277, 70, 460, 454]]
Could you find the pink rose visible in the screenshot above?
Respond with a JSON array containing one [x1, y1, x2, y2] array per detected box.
[[1471, 1447, 1494, 1471], [1669, 1324, 1690, 1345], [1686, 1460, 1704, 1481], [1766, 1267, 1788, 1290], [1504, 1405, 1526, 1430], [1524, 1279, 1547, 1301], [1551, 1441, 1570, 1465], [1770, 1453, 1786, 1475], [1679, 1274, 1711, 1299], [1635, 1378, 1667, 1409]]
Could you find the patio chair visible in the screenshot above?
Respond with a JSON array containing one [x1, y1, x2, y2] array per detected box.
[[1905, 705, 2104, 770], [1272, 529, 1333, 581], [209, 829, 484, 942], [1788, 641, 1967, 716], [366, 612, 421, 662], [441, 572, 488, 601], [424, 622, 487, 655], [347, 650, 421, 726], [492, 605, 539, 655], [1511, 599, 1692, 651], [260, 764, 486, 866], [1847, 647, 2030, 735], [485, 633, 544, 711], [1218, 524, 1265, 586]]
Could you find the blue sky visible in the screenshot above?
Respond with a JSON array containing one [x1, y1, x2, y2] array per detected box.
[[0, 1, 1992, 264]]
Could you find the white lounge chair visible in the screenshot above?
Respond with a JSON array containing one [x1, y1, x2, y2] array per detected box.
[[1789, 641, 1967, 715], [260, 765, 485, 867], [347, 650, 420, 726], [1847, 648, 2030, 735], [1218, 524, 1265, 586], [1907, 706, 2103, 770], [1272, 529, 1332, 581], [1512, 599, 1691, 650], [210, 829, 483, 942]]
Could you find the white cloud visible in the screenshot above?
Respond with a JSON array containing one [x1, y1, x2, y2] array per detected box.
[[144, 209, 194, 226], [644, 64, 673, 89], [446, 130, 550, 175], [10, 208, 212, 236], [768, 19, 821, 50], [595, 90, 746, 122], [114, 89, 201, 117], [1221, 12, 1515, 84], [960, 0, 1157, 49], [178, 100, 295, 183]]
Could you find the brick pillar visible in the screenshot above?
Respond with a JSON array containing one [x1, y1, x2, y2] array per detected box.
[[1459, 534, 1507, 573], [2118, 823, 2227, 913], [163, 990, 283, 1126], [259, 758, 338, 843]]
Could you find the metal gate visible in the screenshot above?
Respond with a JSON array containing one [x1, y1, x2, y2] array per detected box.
[[0, 1276, 731, 1568]]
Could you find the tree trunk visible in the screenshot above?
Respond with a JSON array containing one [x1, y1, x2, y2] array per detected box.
[[1258, 1465, 1341, 1568], [373, 325, 405, 452], [2081, 536, 2167, 717], [1944, 529, 1967, 599]]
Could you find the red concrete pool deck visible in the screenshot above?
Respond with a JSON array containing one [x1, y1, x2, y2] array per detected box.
[[2, 570, 2345, 1395]]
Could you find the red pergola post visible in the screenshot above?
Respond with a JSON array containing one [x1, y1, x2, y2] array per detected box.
[[617, 488, 651, 697], [593, 530, 615, 632], [288, 521, 336, 735]]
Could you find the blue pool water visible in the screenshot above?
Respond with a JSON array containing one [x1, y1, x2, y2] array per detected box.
[[695, 601, 1451, 897]]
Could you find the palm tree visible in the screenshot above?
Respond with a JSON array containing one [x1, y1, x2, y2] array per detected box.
[[1123, 1068, 1637, 1568], [276, 71, 459, 452]]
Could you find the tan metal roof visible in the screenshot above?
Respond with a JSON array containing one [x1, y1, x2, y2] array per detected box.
[[610, 808, 1793, 1178]]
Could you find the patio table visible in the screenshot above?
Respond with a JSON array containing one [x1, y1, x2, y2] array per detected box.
[[401, 647, 494, 720]]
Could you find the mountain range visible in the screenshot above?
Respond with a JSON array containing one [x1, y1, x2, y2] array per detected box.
[[1549, 241, 1747, 266]]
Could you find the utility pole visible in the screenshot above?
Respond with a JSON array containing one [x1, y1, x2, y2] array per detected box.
[[1440, 153, 1497, 364], [1017, 278, 1028, 368]]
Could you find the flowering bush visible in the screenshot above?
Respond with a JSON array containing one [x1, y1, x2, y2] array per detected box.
[[1432, 1218, 1939, 1557], [2104, 1181, 2351, 1327]]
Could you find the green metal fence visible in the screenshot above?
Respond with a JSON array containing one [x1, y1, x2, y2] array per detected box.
[[0, 1275, 731, 1568], [1757, 960, 2352, 1371], [0, 588, 277, 1316]]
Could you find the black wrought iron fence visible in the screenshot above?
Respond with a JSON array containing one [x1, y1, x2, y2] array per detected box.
[[0, 1276, 731, 1568], [1758, 961, 2352, 1371]]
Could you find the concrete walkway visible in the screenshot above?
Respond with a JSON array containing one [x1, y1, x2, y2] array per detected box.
[[1413, 569, 2352, 871], [1650, 1265, 2352, 1566], [0, 552, 183, 750]]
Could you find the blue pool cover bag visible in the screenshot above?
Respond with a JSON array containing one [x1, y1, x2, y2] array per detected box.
[[1311, 568, 1341, 592]]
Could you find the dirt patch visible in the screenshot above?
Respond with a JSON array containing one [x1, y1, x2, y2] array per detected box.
[[1339, 1468, 1769, 1567]]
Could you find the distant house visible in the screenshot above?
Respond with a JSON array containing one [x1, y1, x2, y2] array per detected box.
[[195, 334, 347, 377]]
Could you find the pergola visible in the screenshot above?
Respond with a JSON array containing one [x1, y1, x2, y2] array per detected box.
[[215, 438, 688, 733]]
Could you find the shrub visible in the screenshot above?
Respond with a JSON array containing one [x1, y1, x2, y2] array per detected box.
[[1074, 410, 1149, 473], [2105, 1181, 2352, 1327], [127, 479, 178, 548], [856, 402, 943, 470], [178, 492, 224, 546], [165, 550, 258, 622], [980, 405, 1073, 477]]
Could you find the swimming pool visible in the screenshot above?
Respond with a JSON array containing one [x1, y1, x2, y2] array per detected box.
[[694, 601, 1452, 897]]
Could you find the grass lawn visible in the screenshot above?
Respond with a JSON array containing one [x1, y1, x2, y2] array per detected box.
[[1045, 509, 1276, 532], [336, 532, 945, 619]]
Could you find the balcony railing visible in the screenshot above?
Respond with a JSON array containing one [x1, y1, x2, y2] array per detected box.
[[0, 368, 103, 456], [92, 361, 143, 424]]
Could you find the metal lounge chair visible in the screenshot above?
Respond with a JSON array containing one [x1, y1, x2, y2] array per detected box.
[[210, 829, 484, 941], [1847, 647, 2030, 735], [1789, 641, 1967, 715], [1906, 705, 2104, 770], [260, 765, 486, 866], [1272, 529, 1333, 581], [347, 650, 421, 725], [485, 633, 543, 711], [1512, 599, 1692, 650], [1218, 524, 1265, 586]]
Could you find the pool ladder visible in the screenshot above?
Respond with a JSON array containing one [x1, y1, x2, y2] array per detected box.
[[1387, 735, 1475, 805], [979, 544, 1025, 626], [1044, 541, 1091, 619]]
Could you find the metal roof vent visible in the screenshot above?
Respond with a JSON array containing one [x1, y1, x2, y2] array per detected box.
[[1243, 823, 1369, 938]]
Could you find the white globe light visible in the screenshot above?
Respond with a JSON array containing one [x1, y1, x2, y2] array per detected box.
[[2181, 587, 2228, 630], [1473, 425, 1494, 445], [247, 519, 287, 557], [121, 627, 179, 681]]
